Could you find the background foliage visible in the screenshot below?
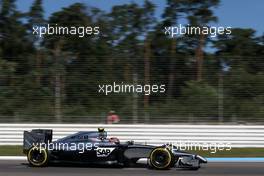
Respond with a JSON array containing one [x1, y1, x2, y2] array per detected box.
[[0, 0, 263, 123]]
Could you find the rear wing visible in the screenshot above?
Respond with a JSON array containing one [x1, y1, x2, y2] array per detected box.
[[23, 129, 52, 153]]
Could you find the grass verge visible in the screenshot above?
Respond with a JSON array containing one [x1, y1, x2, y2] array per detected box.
[[0, 146, 22, 156]]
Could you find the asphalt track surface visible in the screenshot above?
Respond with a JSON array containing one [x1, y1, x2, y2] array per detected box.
[[0, 161, 263, 176]]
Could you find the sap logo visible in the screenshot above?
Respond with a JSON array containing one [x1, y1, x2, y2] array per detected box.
[[96, 147, 115, 157]]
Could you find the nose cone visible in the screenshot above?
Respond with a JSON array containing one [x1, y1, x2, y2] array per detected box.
[[196, 155, 207, 163]]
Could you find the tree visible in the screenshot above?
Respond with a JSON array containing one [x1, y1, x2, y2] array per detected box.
[[161, 0, 186, 101], [43, 3, 113, 120], [45, 3, 90, 121], [109, 1, 156, 121], [28, 0, 44, 25], [185, 0, 219, 81], [0, 0, 36, 119], [0, 0, 32, 62], [213, 28, 264, 121], [181, 80, 218, 118], [214, 28, 259, 71], [27, 0, 45, 85]]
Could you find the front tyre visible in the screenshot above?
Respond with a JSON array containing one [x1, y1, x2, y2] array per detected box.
[[27, 147, 49, 167], [149, 147, 174, 170]]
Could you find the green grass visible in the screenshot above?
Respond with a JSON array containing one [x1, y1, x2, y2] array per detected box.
[[0, 146, 22, 156], [0, 146, 263, 157]]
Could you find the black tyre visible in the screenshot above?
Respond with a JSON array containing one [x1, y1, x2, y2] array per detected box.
[[27, 147, 49, 167], [149, 147, 173, 170]]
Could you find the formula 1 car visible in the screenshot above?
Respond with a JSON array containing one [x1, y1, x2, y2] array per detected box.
[[23, 128, 207, 170]]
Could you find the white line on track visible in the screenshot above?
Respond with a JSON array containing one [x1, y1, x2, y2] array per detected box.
[[1, 156, 264, 162], [0, 156, 26, 160]]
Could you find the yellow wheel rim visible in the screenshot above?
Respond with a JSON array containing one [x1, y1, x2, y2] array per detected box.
[[27, 147, 48, 166], [150, 148, 172, 169]]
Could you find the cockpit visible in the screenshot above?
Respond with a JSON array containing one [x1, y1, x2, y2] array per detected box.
[[56, 128, 119, 144]]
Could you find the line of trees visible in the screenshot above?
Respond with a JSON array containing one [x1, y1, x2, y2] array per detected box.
[[0, 0, 263, 123]]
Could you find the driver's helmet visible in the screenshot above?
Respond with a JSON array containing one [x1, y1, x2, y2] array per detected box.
[[98, 127, 106, 140], [98, 127, 105, 133]]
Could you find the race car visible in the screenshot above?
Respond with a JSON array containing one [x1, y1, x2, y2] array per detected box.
[[23, 128, 207, 170]]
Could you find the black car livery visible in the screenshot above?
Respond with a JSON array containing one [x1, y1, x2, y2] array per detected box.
[[23, 128, 207, 170]]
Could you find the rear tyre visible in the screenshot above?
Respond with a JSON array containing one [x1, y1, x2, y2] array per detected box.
[[27, 147, 49, 167], [149, 147, 173, 170]]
